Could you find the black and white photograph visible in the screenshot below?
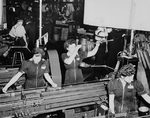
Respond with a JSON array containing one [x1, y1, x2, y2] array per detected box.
[[0, 0, 150, 118]]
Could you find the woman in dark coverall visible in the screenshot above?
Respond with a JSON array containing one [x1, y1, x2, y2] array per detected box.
[[108, 63, 150, 114], [61, 39, 101, 85], [2, 48, 57, 93]]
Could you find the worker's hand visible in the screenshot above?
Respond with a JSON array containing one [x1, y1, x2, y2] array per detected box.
[[80, 62, 90, 67], [2, 87, 8, 94], [52, 83, 57, 88], [108, 112, 115, 118], [108, 109, 115, 115], [96, 40, 101, 46]]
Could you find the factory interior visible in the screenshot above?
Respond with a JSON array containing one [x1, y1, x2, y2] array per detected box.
[[0, 0, 150, 118]]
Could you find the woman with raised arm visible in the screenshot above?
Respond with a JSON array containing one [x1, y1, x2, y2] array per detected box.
[[61, 38, 101, 85]]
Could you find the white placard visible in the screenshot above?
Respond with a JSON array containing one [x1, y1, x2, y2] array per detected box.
[[84, 0, 132, 29], [131, 0, 150, 31], [84, 0, 150, 31]]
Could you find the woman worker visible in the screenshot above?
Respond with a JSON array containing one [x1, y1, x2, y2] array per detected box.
[[2, 48, 57, 93], [61, 38, 101, 85], [108, 63, 150, 114], [9, 19, 27, 46]]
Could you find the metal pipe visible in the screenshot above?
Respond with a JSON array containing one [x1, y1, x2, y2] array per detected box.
[[129, 29, 134, 56], [38, 0, 42, 48]]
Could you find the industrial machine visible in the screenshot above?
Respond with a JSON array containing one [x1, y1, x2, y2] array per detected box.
[[0, 50, 107, 118]]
